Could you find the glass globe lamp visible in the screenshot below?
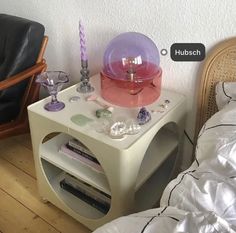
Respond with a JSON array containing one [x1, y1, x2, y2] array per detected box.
[[100, 32, 162, 107]]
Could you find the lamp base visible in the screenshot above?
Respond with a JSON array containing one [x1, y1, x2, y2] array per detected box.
[[100, 68, 162, 107]]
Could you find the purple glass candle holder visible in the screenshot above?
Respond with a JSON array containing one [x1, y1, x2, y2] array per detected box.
[[36, 71, 69, 111]]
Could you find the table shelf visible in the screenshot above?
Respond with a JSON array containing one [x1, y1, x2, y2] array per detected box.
[[40, 133, 110, 195]]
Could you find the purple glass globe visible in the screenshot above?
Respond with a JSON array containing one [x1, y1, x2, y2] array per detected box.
[[102, 32, 160, 81]]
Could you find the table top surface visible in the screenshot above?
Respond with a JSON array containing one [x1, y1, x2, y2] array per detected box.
[[28, 74, 186, 149]]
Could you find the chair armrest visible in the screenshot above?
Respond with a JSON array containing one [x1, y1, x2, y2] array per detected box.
[[0, 61, 47, 91]]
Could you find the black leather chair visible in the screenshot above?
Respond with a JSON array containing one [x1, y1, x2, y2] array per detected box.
[[0, 14, 48, 139]]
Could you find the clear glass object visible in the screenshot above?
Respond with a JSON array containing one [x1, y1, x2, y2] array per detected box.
[[36, 71, 69, 111], [101, 32, 162, 107], [92, 117, 141, 139]]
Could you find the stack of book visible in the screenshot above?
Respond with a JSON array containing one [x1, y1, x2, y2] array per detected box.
[[60, 173, 111, 214], [59, 138, 104, 173]]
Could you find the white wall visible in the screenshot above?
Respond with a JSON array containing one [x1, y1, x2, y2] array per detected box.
[[1, 0, 236, 168]]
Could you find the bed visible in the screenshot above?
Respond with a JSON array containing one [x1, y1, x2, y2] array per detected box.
[[93, 37, 236, 233]]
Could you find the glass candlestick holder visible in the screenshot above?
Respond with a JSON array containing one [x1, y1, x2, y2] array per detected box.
[[36, 71, 69, 111], [77, 60, 94, 93]]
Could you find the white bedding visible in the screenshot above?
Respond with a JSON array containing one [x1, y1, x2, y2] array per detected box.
[[94, 85, 236, 233]]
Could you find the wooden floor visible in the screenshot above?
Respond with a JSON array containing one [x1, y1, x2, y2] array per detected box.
[[0, 134, 91, 233]]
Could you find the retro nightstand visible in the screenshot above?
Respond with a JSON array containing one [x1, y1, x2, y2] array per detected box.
[[28, 74, 186, 230]]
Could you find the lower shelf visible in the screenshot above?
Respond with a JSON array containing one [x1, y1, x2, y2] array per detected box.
[[41, 159, 108, 219]]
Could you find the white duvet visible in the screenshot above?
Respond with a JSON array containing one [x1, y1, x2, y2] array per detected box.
[[94, 83, 236, 233]]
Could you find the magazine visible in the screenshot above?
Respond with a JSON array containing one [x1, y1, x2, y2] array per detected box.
[[60, 179, 110, 214], [68, 138, 95, 158], [59, 144, 104, 174], [64, 173, 111, 203], [66, 143, 99, 164]]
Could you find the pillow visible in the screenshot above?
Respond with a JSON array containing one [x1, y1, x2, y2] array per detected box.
[[215, 81, 236, 110]]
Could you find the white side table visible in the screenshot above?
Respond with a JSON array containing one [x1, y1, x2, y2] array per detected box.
[[28, 74, 186, 230]]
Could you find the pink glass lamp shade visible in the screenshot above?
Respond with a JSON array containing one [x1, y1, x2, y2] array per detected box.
[[36, 71, 69, 111], [100, 32, 162, 107]]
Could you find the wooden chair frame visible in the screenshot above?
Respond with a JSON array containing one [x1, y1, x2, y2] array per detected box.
[[0, 36, 48, 139]]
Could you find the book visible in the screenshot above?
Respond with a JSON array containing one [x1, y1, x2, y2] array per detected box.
[[64, 173, 111, 203], [68, 138, 95, 158], [60, 179, 110, 214], [59, 144, 104, 174], [66, 143, 100, 165]]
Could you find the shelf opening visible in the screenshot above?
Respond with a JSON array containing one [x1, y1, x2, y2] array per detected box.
[[135, 122, 179, 211], [135, 150, 177, 212]]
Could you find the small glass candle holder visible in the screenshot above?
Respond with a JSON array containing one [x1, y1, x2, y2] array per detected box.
[[77, 60, 94, 93]]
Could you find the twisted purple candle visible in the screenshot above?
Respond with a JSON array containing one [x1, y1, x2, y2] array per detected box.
[[79, 20, 88, 61]]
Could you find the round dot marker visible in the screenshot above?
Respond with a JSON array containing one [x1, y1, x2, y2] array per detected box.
[[160, 49, 168, 56]]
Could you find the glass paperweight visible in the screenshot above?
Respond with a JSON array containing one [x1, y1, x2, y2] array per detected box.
[[101, 32, 162, 107], [125, 119, 141, 135], [109, 121, 127, 139], [92, 117, 141, 139], [36, 71, 69, 111]]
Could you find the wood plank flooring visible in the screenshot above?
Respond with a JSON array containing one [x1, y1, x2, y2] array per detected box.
[[0, 134, 91, 233]]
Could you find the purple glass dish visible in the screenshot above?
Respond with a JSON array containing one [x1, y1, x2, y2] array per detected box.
[[36, 71, 69, 111]]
